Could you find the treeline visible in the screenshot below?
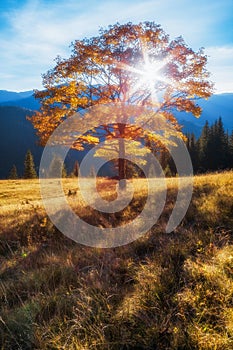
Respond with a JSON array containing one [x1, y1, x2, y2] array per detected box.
[[8, 150, 37, 179], [158, 117, 233, 176], [8, 117, 233, 179], [186, 117, 233, 173], [8, 150, 70, 179]]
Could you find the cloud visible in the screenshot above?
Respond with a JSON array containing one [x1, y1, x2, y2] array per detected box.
[[0, 0, 232, 91], [1, 0, 162, 90], [205, 46, 233, 93]]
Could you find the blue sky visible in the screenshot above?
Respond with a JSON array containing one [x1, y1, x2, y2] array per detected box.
[[0, 0, 233, 93]]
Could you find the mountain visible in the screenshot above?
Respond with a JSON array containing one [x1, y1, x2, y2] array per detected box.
[[0, 106, 43, 178], [1, 89, 232, 136], [0, 94, 40, 110], [0, 90, 232, 178], [176, 93, 233, 137], [0, 90, 33, 103], [0, 104, 84, 179]]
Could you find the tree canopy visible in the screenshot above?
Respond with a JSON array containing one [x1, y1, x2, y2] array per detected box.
[[30, 21, 213, 182]]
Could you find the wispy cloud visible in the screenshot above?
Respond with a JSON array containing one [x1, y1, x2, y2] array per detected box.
[[1, 0, 160, 90], [0, 0, 232, 91], [205, 46, 233, 93]]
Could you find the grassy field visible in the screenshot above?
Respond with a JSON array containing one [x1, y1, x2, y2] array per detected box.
[[0, 172, 233, 349]]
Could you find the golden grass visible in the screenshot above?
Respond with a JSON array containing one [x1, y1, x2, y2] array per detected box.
[[0, 171, 233, 349]]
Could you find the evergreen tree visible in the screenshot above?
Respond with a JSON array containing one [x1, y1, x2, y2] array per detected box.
[[196, 117, 231, 173], [49, 156, 67, 178], [215, 117, 229, 169], [159, 148, 176, 176], [229, 131, 233, 168], [159, 148, 170, 172], [199, 120, 212, 172], [164, 164, 172, 177], [62, 164, 67, 178], [24, 150, 37, 179], [186, 133, 199, 172], [89, 165, 96, 178], [204, 117, 228, 171], [8, 164, 18, 179], [73, 160, 80, 177], [125, 160, 144, 178]]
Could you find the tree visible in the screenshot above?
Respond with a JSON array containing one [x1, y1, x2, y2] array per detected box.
[[198, 117, 230, 172], [73, 160, 80, 177], [186, 133, 199, 172], [30, 22, 213, 188], [24, 150, 37, 179], [164, 164, 172, 177], [198, 121, 210, 172], [229, 131, 233, 168], [8, 164, 18, 179], [213, 117, 229, 169], [89, 165, 96, 178], [49, 156, 67, 178]]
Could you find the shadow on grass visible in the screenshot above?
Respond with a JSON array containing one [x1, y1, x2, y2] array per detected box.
[[0, 180, 233, 349]]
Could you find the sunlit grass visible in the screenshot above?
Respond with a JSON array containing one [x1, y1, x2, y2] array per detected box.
[[0, 171, 233, 349]]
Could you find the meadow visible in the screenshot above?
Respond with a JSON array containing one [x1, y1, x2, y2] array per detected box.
[[0, 172, 233, 349]]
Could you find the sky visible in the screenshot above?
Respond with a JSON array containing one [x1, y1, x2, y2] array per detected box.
[[0, 0, 233, 93]]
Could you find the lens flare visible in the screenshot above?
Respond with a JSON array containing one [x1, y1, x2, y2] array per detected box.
[[116, 48, 169, 104]]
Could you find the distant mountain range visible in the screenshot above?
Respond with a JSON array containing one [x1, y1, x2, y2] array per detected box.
[[0, 89, 232, 178], [0, 90, 34, 103], [176, 93, 233, 135], [0, 106, 43, 178], [0, 90, 40, 110]]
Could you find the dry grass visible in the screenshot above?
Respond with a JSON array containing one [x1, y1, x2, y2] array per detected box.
[[0, 171, 233, 349]]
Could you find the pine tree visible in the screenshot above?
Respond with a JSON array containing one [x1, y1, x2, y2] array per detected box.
[[196, 117, 231, 173], [204, 117, 228, 171], [215, 117, 228, 169], [24, 150, 37, 179], [73, 160, 80, 177], [125, 160, 144, 178], [164, 164, 172, 177], [49, 156, 67, 178], [62, 164, 67, 178], [8, 165, 18, 179], [228, 131, 233, 168], [159, 147, 176, 176], [186, 133, 199, 172], [89, 166, 96, 178], [199, 121, 210, 172]]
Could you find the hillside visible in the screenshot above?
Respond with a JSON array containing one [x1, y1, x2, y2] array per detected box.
[[0, 106, 43, 178], [0, 90, 33, 103], [0, 90, 232, 178], [0, 90, 232, 137], [176, 93, 233, 136], [0, 95, 40, 110], [0, 172, 232, 349]]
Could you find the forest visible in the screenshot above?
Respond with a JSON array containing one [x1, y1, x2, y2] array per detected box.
[[8, 117, 233, 180]]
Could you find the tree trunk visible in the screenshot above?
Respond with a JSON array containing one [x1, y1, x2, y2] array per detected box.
[[118, 124, 126, 190]]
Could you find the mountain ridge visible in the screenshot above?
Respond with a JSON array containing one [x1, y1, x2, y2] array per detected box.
[[0, 89, 232, 133], [0, 89, 232, 178], [0, 90, 34, 103]]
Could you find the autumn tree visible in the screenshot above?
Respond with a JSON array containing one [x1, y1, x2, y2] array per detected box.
[[30, 22, 213, 186]]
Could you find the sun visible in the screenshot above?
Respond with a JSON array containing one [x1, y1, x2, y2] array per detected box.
[[115, 44, 169, 103], [137, 59, 166, 87]]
